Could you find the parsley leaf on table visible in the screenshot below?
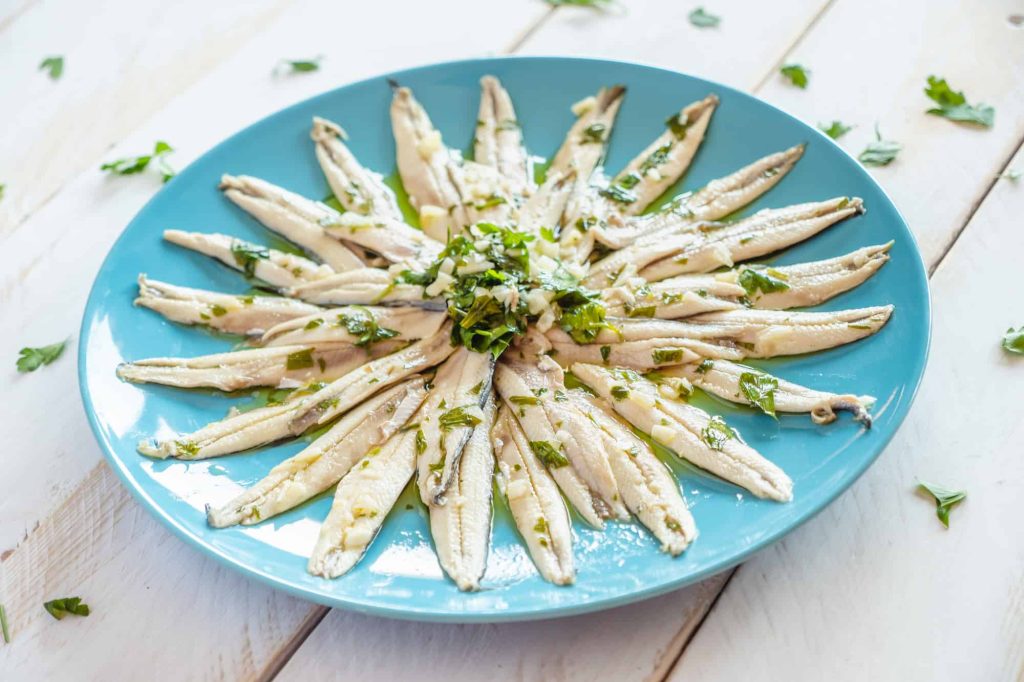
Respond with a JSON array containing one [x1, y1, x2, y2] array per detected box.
[[780, 64, 809, 89], [858, 125, 901, 166], [43, 597, 91, 620], [1000, 168, 1021, 182], [277, 56, 323, 74], [1001, 326, 1024, 354], [818, 120, 853, 140], [16, 340, 67, 373], [923, 76, 994, 128], [39, 55, 64, 80], [100, 141, 176, 182], [916, 481, 966, 528], [688, 7, 720, 27]]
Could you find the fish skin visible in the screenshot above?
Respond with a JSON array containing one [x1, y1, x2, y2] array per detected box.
[[611, 94, 718, 215], [163, 230, 334, 290], [596, 144, 806, 249], [116, 341, 400, 392], [571, 363, 793, 502], [663, 360, 875, 426], [429, 395, 496, 591], [287, 267, 440, 308], [492, 406, 574, 585], [307, 426, 419, 579], [493, 362, 608, 528], [259, 305, 446, 348], [220, 174, 365, 271], [475, 76, 531, 197], [311, 116, 403, 222], [207, 379, 427, 527], [640, 197, 865, 280], [319, 212, 442, 267], [134, 274, 321, 336], [288, 324, 457, 433], [567, 390, 697, 554], [416, 347, 496, 505], [500, 357, 629, 520], [546, 338, 724, 371]]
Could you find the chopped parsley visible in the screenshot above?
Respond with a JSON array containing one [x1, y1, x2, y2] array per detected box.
[[581, 122, 607, 144], [16, 340, 67, 373], [688, 7, 720, 27], [701, 415, 736, 450], [695, 358, 714, 374], [780, 64, 809, 89], [818, 120, 853, 140], [652, 348, 685, 365], [917, 481, 966, 528], [665, 112, 690, 139], [439, 406, 482, 431], [39, 55, 64, 80], [0, 603, 8, 643], [277, 56, 322, 74], [1001, 168, 1021, 182], [335, 306, 399, 348], [599, 183, 638, 204], [285, 349, 315, 370], [599, 345, 612, 363], [739, 370, 778, 417], [1001, 326, 1024, 354], [530, 440, 569, 468], [638, 143, 674, 175], [415, 429, 427, 455], [509, 395, 540, 406], [304, 318, 324, 330], [43, 597, 90, 620], [610, 385, 629, 400], [533, 517, 548, 533], [626, 304, 657, 318], [923, 76, 994, 128], [100, 141, 176, 182], [858, 126, 901, 166], [738, 266, 790, 298]]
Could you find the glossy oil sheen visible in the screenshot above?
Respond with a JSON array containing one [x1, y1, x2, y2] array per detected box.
[[78, 57, 931, 622]]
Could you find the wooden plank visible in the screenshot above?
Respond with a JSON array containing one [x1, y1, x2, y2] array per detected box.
[[0, 0, 291, 234], [0, 462, 324, 680], [276, 574, 729, 682], [753, 0, 1024, 266], [667, 143, 1024, 681], [518, 0, 833, 90]]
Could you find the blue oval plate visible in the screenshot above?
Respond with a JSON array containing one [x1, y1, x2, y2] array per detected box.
[[79, 57, 930, 622]]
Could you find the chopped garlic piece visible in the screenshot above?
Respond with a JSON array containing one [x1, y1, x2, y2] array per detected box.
[[651, 423, 677, 445], [416, 130, 443, 160]]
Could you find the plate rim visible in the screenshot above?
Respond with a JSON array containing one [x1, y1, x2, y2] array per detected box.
[[77, 54, 932, 623]]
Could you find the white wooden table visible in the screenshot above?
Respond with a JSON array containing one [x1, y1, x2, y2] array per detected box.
[[2, 1, 1023, 679]]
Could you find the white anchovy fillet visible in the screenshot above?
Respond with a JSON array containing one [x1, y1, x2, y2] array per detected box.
[[567, 390, 697, 554], [663, 360, 875, 426], [547, 337, 729, 370], [220, 174, 365, 271], [310, 116, 403, 222], [137, 387, 316, 460], [499, 357, 629, 519], [571, 363, 793, 502], [307, 426, 419, 579], [287, 267, 440, 308], [417, 347, 496, 504], [639, 197, 865, 281], [289, 325, 457, 433], [606, 94, 718, 215], [164, 230, 334, 289], [596, 144, 805, 249], [259, 305, 446, 347], [492, 406, 574, 585], [429, 395, 496, 591], [116, 341, 399, 392], [475, 76, 531, 197], [734, 243, 893, 309], [602, 276, 744, 319], [207, 379, 427, 527], [493, 362, 609, 528], [319, 211, 442, 266], [517, 169, 576, 236], [548, 85, 626, 181], [134, 275, 321, 336]]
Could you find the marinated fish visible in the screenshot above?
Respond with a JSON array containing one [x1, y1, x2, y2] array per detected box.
[[134, 274, 321, 336], [429, 395, 496, 591], [287, 267, 439, 308], [602, 275, 744, 319], [416, 347, 496, 504], [319, 211, 441, 267], [567, 390, 697, 554], [639, 197, 865, 280], [164, 230, 334, 289], [546, 337, 727, 370], [288, 325, 457, 433], [603, 94, 718, 215], [474, 76, 531, 196], [220, 174, 365, 271], [571, 363, 792, 501], [492, 406, 574, 585], [498, 357, 628, 519], [259, 305, 445, 348], [548, 85, 626, 181], [207, 379, 427, 527], [310, 116, 402, 221], [307, 426, 419, 578], [664, 360, 874, 425], [117, 341, 400, 391], [493, 362, 609, 528]]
